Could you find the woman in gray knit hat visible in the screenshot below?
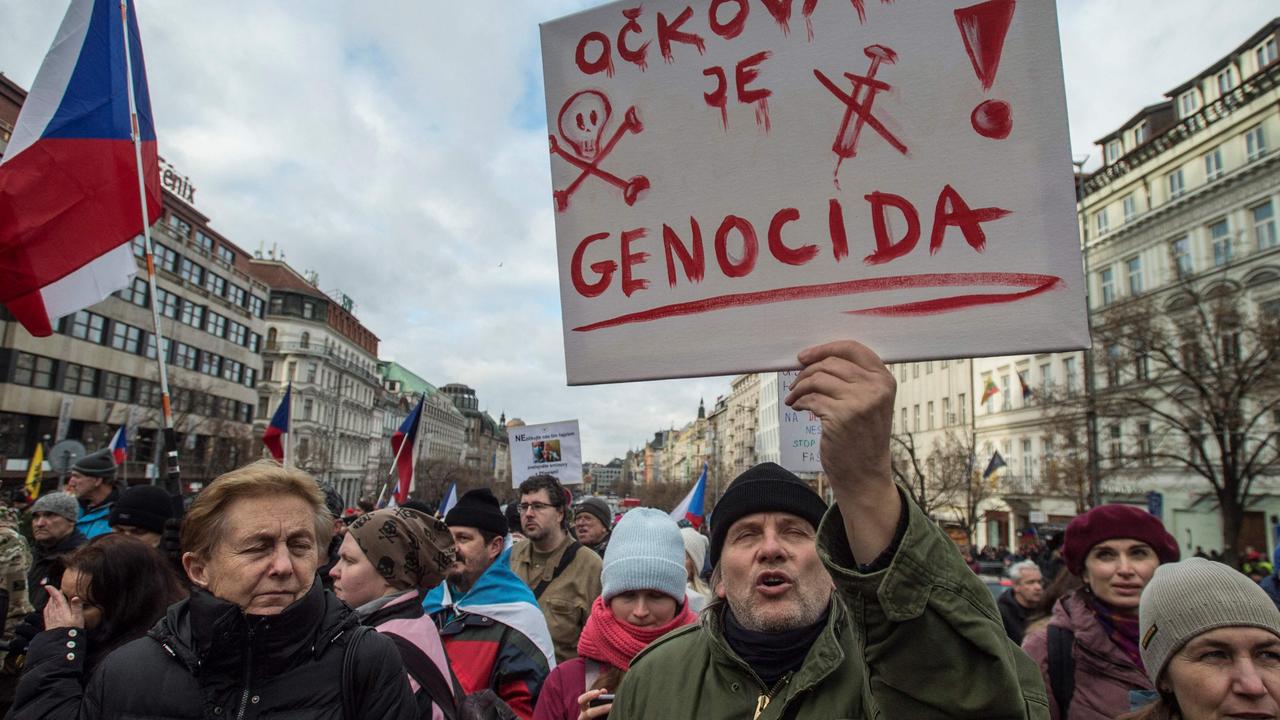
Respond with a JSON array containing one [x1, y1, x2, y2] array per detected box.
[[1118, 557, 1280, 720]]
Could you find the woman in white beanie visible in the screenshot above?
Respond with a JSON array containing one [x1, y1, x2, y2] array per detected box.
[[681, 527, 711, 613], [532, 508, 698, 720], [1118, 558, 1280, 719]]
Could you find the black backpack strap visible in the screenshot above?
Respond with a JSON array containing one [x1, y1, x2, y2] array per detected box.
[[1047, 625, 1076, 718], [384, 631, 459, 720], [341, 625, 374, 720], [532, 542, 582, 600]]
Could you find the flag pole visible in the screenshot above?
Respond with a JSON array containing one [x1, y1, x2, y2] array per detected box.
[[283, 383, 292, 469], [119, 0, 179, 494], [377, 395, 417, 507]]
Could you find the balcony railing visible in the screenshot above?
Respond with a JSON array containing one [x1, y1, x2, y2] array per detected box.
[[1083, 62, 1280, 198], [264, 342, 381, 386]]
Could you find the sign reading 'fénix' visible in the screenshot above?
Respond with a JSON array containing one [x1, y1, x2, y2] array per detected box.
[[540, 0, 1088, 385]]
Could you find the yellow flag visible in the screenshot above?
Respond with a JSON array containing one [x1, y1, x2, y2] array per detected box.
[[24, 443, 43, 499]]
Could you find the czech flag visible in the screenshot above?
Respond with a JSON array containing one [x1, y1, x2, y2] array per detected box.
[[669, 463, 708, 529], [391, 396, 424, 505], [0, 0, 161, 336], [438, 480, 458, 517], [109, 425, 128, 464], [262, 385, 290, 463]]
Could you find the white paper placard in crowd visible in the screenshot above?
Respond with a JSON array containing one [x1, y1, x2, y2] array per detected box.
[[509, 419, 584, 487], [777, 371, 823, 473]]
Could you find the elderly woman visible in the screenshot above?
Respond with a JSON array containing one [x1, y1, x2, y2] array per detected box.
[[9, 461, 417, 719], [1022, 504, 1180, 719], [1118, 558, 1280, 719], [330, 507, 458, 719]]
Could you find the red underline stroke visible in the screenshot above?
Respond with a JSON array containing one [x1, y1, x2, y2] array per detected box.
[[571, 272, 1065, 332]]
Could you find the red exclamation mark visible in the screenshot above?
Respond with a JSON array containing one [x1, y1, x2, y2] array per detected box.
[[954, 0, 1015, 140]]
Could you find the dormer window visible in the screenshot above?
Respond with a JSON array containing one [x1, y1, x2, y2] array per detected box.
[[1258, 37, 1278, 70], [1217, 66, 1236, 95], [1178, 90, 1200, 118], [1133, 121, 1149, 146], [1105, 139, 1124, 165]]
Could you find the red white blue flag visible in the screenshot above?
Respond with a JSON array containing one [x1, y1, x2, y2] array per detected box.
[[0, 0, 161, 336], [669, 463, 708, 530], [263, 385, 290, 463], [390, 396, 425, 505], [109, 425, 128, 464]]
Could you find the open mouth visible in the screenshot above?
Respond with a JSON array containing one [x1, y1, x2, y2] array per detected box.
[[755, 570, 795, 597]]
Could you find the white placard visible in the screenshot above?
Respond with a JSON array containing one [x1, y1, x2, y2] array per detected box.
[[55, 396, 74, 442], [541, 0, 1087, 385], [509, 420, 584, 487], [777, 371, 823, 473]]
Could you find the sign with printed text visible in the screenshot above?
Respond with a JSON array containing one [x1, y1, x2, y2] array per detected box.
[[509, 419, 584, 487], [778, 371, 823, 473], [541, 0, 1087, 385]]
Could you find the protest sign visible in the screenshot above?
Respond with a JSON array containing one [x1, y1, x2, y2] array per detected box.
[[777, 371, 823, 473], [509, 419, 584, 487], [541, 0, 1087, 385]]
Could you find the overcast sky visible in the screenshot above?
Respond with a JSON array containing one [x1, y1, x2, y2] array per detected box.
[[1, 1, 1275, 462]]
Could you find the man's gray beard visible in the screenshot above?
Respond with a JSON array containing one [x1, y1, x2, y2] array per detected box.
[[731, 589, 830, 633]]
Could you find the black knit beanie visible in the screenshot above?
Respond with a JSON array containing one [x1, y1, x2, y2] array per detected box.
[[73, 448, 116, 479], [446, 488, 508, 537], [709, 462, 828, 566], [109, 484, 173, 534], [574, 497, 613, 531]]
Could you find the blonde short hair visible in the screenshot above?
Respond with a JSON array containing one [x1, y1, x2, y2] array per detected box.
[[181, 460, 330, 559]]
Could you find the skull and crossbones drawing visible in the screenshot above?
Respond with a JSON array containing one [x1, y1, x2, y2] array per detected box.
[[549, 90, 650, 212]]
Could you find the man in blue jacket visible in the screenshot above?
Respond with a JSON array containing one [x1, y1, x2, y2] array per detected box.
[[65, 448, 118, 538]]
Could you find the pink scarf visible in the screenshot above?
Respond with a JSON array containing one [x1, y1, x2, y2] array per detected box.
[[576, 596, 696, 671]]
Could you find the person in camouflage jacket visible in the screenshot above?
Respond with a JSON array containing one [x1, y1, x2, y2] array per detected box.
[[0, 507, 33, 648]]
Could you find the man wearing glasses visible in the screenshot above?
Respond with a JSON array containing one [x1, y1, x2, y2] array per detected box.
[[509, 475, 602, 662]]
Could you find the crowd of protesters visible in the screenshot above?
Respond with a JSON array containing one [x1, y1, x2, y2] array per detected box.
[[0, 340, 1277, 719]]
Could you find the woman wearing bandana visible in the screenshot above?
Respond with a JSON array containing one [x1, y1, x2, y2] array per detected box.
[[331, 507, 459, 720]]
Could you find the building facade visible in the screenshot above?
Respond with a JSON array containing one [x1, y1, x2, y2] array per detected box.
[[963, 19, 1280, 553], [248, 259, 381, 506], [378, 360, 468, 468], [439, 383, 510, 484]]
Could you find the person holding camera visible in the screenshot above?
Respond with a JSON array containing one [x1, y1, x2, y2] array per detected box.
[[533, 508, 696, 720]]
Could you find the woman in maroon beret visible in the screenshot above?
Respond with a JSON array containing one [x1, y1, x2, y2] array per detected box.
[[1021, 504, 1180, 720]]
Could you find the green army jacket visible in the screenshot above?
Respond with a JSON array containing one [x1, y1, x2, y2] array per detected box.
[[613, 489, 1050, 719]]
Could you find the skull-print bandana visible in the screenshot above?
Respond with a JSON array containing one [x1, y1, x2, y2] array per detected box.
[[348, 508, 456, 591]]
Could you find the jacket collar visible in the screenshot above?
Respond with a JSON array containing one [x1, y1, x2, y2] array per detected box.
[[153, 578, 355, 679], [362, 589, 424, 625], [702, 596, 849, 696], [1051, 589, 1151, 685], [80, 487, 119, 514], [36, 529, 86, 556]]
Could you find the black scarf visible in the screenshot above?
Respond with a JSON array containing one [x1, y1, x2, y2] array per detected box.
[[722, 601, 831, 687]]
